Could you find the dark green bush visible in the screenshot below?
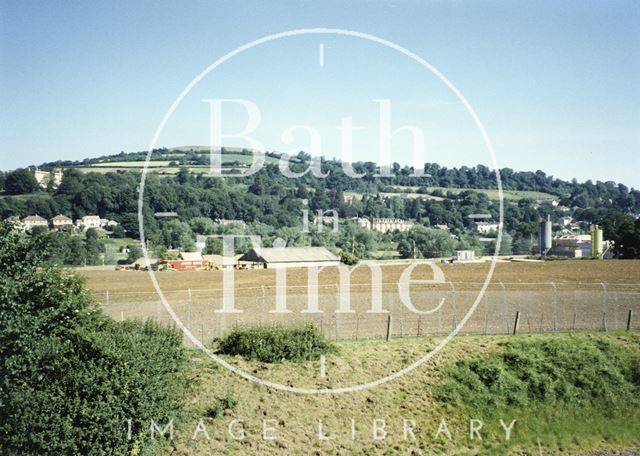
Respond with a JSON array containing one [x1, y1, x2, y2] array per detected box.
[[218, 324, 336, 363], [0, 222, 186, 455], [437, 336, 640, 413]]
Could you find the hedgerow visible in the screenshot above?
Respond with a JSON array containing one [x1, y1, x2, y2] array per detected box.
[[0, 221, 186, 455]]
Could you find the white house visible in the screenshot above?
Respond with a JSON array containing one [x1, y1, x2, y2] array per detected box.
[[21, 215, 48, 231], [51, 214, 73, 230], [471, 221, 499, 234], [76, 215, 101, 230]]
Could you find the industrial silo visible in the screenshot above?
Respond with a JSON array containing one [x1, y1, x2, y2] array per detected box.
[[591, 224, 603, 258], [539, 215, 552, 255]]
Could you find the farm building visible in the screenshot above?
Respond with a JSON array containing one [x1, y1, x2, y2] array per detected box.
[[160, 251, 208, 271], [120, 257, 159, 271], [238, 246, 340, 269], [453, 250, 476, 262], [202, 254, 242, 270]]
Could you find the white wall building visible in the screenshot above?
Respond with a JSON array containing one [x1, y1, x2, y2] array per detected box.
[[76, 215, 101, 230], [371, 218, 414, 233], [453, 250, 476, 261], [33, 168, 63, 189], [21, 215, 48, 231], [51, 214, 73, 230], [471, 221, 499, 234]]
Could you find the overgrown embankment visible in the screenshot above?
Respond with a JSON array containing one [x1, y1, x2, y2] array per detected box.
[[0, 222, 187, 456]]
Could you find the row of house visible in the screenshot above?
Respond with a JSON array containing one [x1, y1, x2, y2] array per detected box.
[[18, 214, 118, 232], [355, 213, 497, 235], [350, 217, 414, 233]]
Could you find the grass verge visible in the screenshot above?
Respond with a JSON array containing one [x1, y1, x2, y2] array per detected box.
[[165, 332, 639, 455]]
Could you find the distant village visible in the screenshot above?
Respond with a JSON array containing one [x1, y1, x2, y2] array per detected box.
[[7, 206, 613, 273], [1, 162, 627, 270]]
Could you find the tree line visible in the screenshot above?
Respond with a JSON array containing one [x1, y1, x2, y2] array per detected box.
[[1, 155, 639, 258]]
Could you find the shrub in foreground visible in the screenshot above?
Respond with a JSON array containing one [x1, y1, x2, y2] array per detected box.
[[218, 324, 337, 363], [0, 222, 186, 455]]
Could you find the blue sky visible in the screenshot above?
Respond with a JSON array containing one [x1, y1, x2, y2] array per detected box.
[[1, 1, 639, 187]]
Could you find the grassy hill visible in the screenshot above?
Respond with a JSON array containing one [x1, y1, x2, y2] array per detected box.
[[166, 332, 640, 455]]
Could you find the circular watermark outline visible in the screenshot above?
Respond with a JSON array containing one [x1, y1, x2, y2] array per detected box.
[[138, 28, 504, 394]]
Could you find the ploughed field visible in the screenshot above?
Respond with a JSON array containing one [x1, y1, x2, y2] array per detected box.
[[79, 260, 640, 343]]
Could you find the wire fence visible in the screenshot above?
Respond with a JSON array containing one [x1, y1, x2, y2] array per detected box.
[[96, 282, 640, 346]]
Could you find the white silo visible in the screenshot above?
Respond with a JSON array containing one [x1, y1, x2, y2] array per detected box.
[[539, 215, 552, 255]]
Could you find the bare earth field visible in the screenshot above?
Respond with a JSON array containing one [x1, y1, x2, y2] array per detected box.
[[77, 260, 640, 344], [80, 260, 640, 298]]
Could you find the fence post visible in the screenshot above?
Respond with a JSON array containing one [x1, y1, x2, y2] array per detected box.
[[602, 312, 607, 332], [513, 311, 520, 335], [385, 315, 392, 342], [355, 315, 359, 340], [105, 290, 109, 311], [627, 310, 633, 331], [335, 314, 340, 341], [417, 315, 421, 337]]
